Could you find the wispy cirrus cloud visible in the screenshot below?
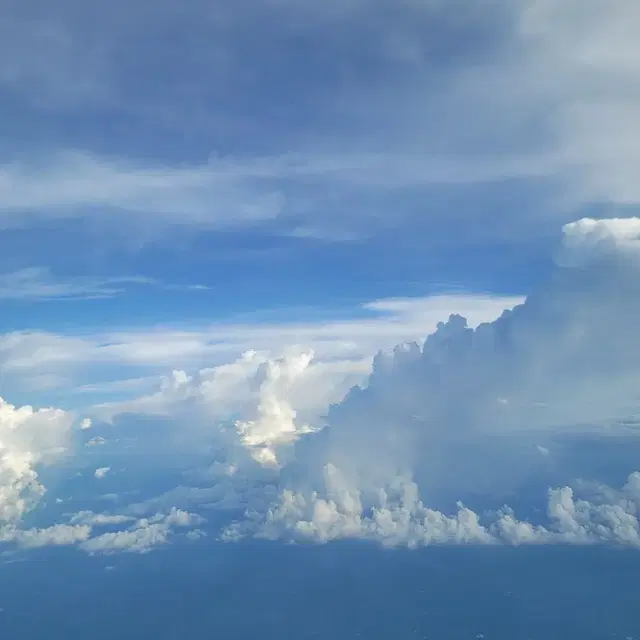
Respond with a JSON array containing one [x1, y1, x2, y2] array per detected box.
[[0, 150, 555, 234], [1, 0, 639, 250], [0, 267, 208, 301]]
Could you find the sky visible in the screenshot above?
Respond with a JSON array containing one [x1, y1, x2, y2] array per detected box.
[[2, 1, 640, 638]]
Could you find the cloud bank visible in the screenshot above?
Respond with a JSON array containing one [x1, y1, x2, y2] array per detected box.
[[214, 217, 640, 547], [2, 218, 640, 555]]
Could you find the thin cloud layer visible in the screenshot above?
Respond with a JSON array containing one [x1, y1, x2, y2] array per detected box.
[[1, 0, 639, 255], [0, 267, 208, 301]]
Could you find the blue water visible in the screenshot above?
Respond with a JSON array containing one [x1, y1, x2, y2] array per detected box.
[[1, 542, 638, 639]]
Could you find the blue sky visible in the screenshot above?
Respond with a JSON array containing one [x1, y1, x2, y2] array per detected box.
[[3, 0, 631, 333], [3, 2, 640, 636], [3, 0, 636, 395]]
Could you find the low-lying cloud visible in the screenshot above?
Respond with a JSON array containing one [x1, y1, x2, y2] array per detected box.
[[2, 218, 640, 555]]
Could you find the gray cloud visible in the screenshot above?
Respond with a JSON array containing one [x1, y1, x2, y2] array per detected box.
[[1, 1, 638, 249]]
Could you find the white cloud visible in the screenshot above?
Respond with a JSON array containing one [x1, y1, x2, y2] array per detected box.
[[0, 523, 92, 548], [0, 1, 636, 254], [0, 147, 561, 245], [4, 217, 640, 556], [0, 151, 288, 229], [0, 292, 521, 402], [223, 469, 640, 550], [0, 397, 73, 526], [94, 466, 110, 479], [69, 511, 135, 526], [558, 218, 640, 268], [203, 216, 640, 547], [493, 472, 640, 547], [79, 508, 203, 554], [0, 396, 102, 552], [42, 215, 637, 553], [0, 267, 208, 301], [0, 0, 637, 248]]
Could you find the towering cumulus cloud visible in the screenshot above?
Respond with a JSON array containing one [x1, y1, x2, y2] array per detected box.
[[0, 397, 93, 547], [0, 398, 72, 524], [4, 218, 640, 554], [218, 218, 640, 547]]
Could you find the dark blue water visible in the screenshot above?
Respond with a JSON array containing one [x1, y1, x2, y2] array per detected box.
[[1, 542, 638, 639]]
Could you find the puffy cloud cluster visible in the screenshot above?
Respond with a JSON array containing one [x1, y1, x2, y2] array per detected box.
[[558, 217, 640, 268], [0, 397, 73, 526], [0, 398, 100, 551], [92, 347, 339, 469], [212, 217, 640, 547], [79, 507, 204, 555], [65, 216, 640, 553], [494, 472, 640, 546], [5, 217, 640, 555], [0, 396, 205, 555], [223, 468, 640, 549]]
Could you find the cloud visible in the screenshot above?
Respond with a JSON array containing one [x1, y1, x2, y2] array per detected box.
[[558, 217, 640, 268], [4, 217, 640, 556], [0, 292, 519, 401], [94, 466, 110, 479], [513, 0, 640, 207], [0, 151, 287, 230], [0, 150, 552, 235], [1, 523, 92, 549], [222, 469, 640, 550], [79, 508, 204, 554], [0, 0, 638, 251], [46, 215, 639, 555], [0, 397, 73, 526], [187, 216, 640, 548], [0, 396, 103, 552], [0, 267, 208, 301], [493, 472, 640, 547], [69, 511, 134, 526]]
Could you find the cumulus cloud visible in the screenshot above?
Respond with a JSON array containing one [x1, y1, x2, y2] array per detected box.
[[493, 472, 640, 547], [0, 292, 519, 403], [205, 217, 640, 548], [558, 218, 640, 268], [0, 397, 73, 526], [94, 466, 110, 479], [0, 397, 110, 552], [223, 469, 640, 550], [79, 508, 204, 555], [5, 218, 640, 556], [69, 511, 135, 526], [91, 348, 329, 471], [1, 523, 92, 549], [0, 395, 207, 556], [28, 216, 634, 554]]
